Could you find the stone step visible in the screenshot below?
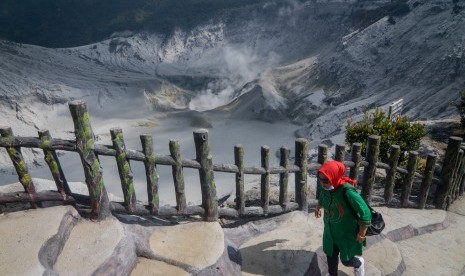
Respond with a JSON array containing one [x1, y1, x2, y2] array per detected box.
[[0, 199, 460, 276], [338, 237, 403, 276]]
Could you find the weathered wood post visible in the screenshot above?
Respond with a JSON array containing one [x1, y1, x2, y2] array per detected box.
[[450, 150, 462, 202], [335, 144, 346, 162], [384, 145, 401, 204], [401, 151, 418, 207], [0, 127, 36, 205], [349, 143, 362, 182], [234, 145, 245, 215], [193, 129, 218, 221], [452, 149, 465, 201], [110, 128, 136, 213], [361, 135, 380, 204], [261, 146, 270, 213], [435, 136, 462, 209], [69, 100, 110, 220], [169, 140, 186, 213], [461, 176, 465, 197], [39, 129, 71, 198], [140, 135, 159, 214], [295, 138, 308, 212], [279, 147, 290, 209], [457, 145, 465, 196], [418, 154, 438, 209], [316, 144, 328, 199]]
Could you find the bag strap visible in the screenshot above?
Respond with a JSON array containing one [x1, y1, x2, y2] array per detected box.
[[342, 186, 357, 218], [343, 186, 374, 218]]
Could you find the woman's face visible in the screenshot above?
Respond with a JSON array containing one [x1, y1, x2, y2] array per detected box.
[[318, 172, 333, 190]]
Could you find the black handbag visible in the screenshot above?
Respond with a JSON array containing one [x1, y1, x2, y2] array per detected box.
[[343, 187, 385, 236], [365, 205, 385, 236]]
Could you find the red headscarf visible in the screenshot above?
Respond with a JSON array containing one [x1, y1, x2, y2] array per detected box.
[[318, 160, 356, 189]]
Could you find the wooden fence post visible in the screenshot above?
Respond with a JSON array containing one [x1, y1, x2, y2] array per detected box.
[[279, 147, 290, 209], [261, 145, 270, 213], [335, 144, 346, 162], [418, 154, 437, 209], [39, 129, 71, 198], [457, 145, 465, 197], [234, 145, 245, 215], [316, 144, 328, 199], [349, 143, 362, 182], [449, 149, 461, 203], [295, 138, 308, 212], [0, 127, 36, 205], [140, 135, 159, 214], [110, 128, 136, 213], [169, 140, 186, 213], [435, 136, 462, 209], [452, 149, 465, 201], [69, 100, 110, 220], [193, 129, 218, 221], [384, 145, 401, 204], [361, 135, 380, 204], [401, 151, 418, 207]]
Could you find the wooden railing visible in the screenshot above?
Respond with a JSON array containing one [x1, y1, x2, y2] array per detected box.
[[0, 100, 464, 221]]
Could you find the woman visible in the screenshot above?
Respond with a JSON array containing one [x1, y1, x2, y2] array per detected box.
[[314, 161, 371, 276]]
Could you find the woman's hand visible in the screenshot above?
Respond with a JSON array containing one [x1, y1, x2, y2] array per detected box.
[[356, 234, 366, 243], [314, 205, 322, 218], [356, 225, 368, 243]]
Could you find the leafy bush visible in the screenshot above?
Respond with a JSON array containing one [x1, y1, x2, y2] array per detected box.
[[345, 108, 425, 163]]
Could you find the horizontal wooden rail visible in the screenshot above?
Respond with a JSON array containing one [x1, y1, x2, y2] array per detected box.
[[0, 136, 76, 151], [0, 191, 75, 204], [0, 135, 443, 183], [108, 202, 301, 219], [4, 99, 462, 225], [0, 135, 442, 184]]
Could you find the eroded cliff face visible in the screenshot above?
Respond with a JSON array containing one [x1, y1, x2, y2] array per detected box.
[[280, 1, 465, 145]]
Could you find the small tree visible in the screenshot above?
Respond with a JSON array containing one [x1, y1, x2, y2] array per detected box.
[[345, 108, 425, 163], [450, 89, 465, 129]]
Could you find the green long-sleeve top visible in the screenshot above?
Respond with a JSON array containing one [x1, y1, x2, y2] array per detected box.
[[318, 183, 372, 261]]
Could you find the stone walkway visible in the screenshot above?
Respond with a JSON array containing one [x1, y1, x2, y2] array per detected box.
[[0, 197, 464, 275]]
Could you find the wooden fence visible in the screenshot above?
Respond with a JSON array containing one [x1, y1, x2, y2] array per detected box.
[[0, 100, 464, 221]]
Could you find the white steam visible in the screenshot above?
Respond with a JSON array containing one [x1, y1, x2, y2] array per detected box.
[[188, 46, 280, 111]]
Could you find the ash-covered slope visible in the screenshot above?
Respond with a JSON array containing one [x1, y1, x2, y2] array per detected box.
[[265, 0, 465, 146], [0, 0, 463, 146], [0, 0, 354, 130], [308, 1, 465, 119]]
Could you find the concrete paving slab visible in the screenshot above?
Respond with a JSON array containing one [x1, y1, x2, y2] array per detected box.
[[148, 221, 224, 270], [54, 216, 124, 275], [375, 207, 447, 234], [338, 238, 403, 276], [0, 205, 77, 276], [240, 212, 324, 276], [397, 212, 465, 276], [131, 258, 189, 276]]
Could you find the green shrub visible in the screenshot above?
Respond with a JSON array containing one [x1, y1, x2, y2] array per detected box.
[[345, 108, 425, 163]]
